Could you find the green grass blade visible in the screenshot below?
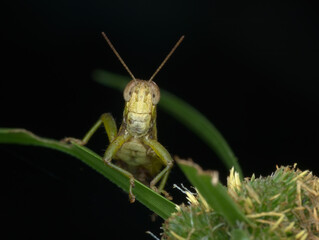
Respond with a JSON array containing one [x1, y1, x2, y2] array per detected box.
[[231, 229, 251, 240], [176, 158, 250, 227], [92, 69, 243, 177], [0, 128, 176, 219]]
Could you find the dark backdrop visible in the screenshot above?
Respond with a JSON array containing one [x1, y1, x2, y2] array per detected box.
[[1, 0, 319, 239]]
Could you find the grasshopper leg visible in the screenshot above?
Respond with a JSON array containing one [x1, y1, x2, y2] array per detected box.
[[104, 161, 136, 203], [143, 138, 173, 194], [62, 113, 117, 145], [102, 134, 137, 202], [63, 113, 137, 202]]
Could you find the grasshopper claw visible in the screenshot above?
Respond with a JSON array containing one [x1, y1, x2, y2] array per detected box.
[[103, 157, 112, 164], [129, 177, 136, 203], [61, 137, 85, 145]]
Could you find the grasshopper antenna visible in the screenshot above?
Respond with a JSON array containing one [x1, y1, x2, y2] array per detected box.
[[101, 32, 136, 81], [148, 35, 184, 82]]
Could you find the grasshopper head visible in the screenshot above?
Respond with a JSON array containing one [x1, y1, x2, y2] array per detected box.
[[124, 79, 160, 107], [123, 79, 160, 136], [101, 33, 184, 136]]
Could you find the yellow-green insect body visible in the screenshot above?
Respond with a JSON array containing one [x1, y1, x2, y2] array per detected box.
[[116, 80, 162, 177], [64, 33, 184, 203]]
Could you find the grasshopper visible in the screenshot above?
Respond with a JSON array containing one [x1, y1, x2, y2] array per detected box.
[[65, 33, 184, 202]]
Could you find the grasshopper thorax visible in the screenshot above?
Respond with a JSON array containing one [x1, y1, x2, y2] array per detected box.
[[123, 79, 160, 137]]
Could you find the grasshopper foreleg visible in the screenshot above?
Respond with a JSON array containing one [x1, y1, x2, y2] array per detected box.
[[102, 134, 136, 202], [62, 113, 117, 145]]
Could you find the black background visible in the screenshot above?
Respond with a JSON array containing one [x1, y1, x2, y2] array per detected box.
[[1, 0, 319, 239]]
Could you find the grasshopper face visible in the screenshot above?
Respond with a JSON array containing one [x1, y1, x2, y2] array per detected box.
[[123, 80, 160, 137]]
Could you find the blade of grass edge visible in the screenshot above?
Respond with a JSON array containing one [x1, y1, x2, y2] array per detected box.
[[176, 158, 250, 227], [92, 69, 243, 178], [0, 128, 176, 219]]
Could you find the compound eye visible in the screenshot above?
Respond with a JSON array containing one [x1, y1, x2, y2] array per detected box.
[[123, 80, 137, 101], [149, 81, 160, 105]]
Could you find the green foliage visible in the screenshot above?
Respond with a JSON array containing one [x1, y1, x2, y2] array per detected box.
[[5, 70, 316, 240], [163, 201, 230, 239], [0, 69, 243, 220], [0, 128, 176, 219], [176, 158, 250, 227], [162, 164, 319, 239]]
